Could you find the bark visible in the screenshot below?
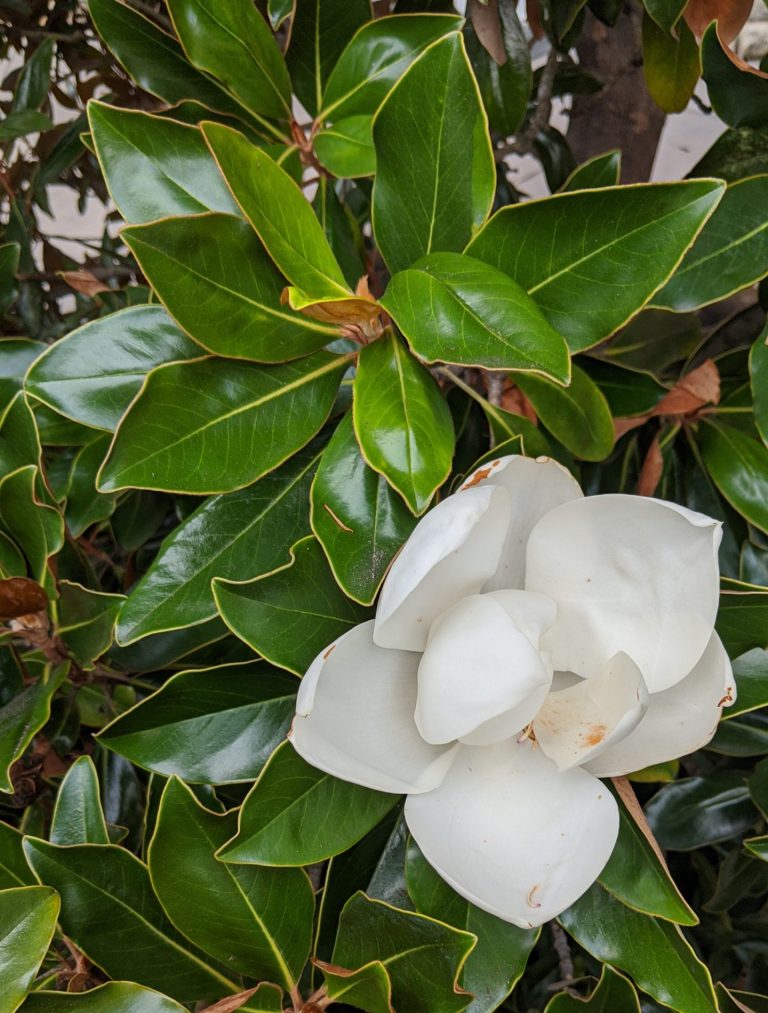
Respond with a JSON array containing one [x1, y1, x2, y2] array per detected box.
[[567, 4, 667, 183]]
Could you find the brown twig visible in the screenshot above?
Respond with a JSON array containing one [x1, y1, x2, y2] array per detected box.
[[549, 921, 575, 986]]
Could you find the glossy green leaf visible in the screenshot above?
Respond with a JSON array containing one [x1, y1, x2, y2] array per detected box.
[[287, 0, 370, 115], [148, 777, 313, 989], [598, 794, 697, 925], [701, 23, 768, 130], [98, 351, 348, 495], [332, 893, 475, 1013], [214, 536, 370, 674], [559, 883, 719, 1013], [406, 840, 538, 1013], [268, 0, 294, 28], [0, 466, 63, 585], [724, 649, 768, 718], [644, 0, 686, 33], [314, 116, 376, 177], [124, 214, 334, 362], [20, 982, 187, 1013], [645, 773, 758, 850], [320, 13, 463, 120], [544, 964, 640, 1012], [118, 443, 319, 643], [316, 960, 392, 1013], [513, 365, 614, 461], [353, 330, 454, 514], [202, 122, 351, 299], [0, 665, 67, 794], [63, 437, 119, 537], [372, 32, 495, 274], [87, 0, 242, 116], [56, 583, 123, 668], [0, 886, 59, 1013], [88, 102, 240, 225], [11, 37, 54, 113], [219, 741, 398, 866], [107, 617, 234, 674], [25, 306, 200, 432], [579, 358, 665, 417], [708, 711, 768, 757], [23, 838, 237, 1002], [100, 662, 296, 783], [0, 245, 20, 319], [750, 325, 768, 446], [642, 13, 699, 114], [382, 252, 570, 381], [465, 0, 531, 136], [0, 822, 35, 890], [654, 177, 768, 311], [466, 180, 725, 351], [698, 421, 768, 535], [0, 110, 53, 141], [50, 755, 109, 845], [717, 580, 768, 657], [561, 150, 621, 192], [310, 413, 417, 604], [745, 836, 768, 862], [166, 0, 292, 120]]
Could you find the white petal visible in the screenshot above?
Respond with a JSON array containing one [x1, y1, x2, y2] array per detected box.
[[461, 455, 583, 591], [405, 740, 619, 927], [585, 633, 735, 777], [458, 687, 551, 746], [534, 653, 649, 771], [374, 485, 511, 652], [415, 593, 555, 745], [290, 621, 456, 794], [526, 494, 721, 692]]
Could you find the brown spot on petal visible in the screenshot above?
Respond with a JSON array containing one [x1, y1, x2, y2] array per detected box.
[[323, 644, 337, 660], [583, 724, 607, 747], [462, 464, 498, 489], [718, 687, 734, 707]]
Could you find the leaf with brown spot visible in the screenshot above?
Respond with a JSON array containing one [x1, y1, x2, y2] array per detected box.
[[0, 577, 48, 620]]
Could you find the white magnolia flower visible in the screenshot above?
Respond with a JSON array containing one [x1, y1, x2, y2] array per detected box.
[[290, 455, 736, 927]]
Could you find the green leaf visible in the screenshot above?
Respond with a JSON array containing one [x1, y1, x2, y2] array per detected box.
[[148, 777, 313, 989], [559, 883, 719, 1013], [219, 741, 398, 866], [0, 110, 53, 140], [287, 0, 370, 116], [0, 665, 68, 794], [512, 365, 614, 461], [0, 822, 35, 890], [57, 582, 123, 668], [320, 13, 463, 120], [724, 648, 768, 718], [315, 960, 392, 1013], [87, 0, 242, 116], [464, 1, 531, 136], [117, 443, 319, 643], [0, 886, 59, 1013], [22, 838, 237, 1002], [691, 126, 768, 183], [579, 358, 665, 417], [20, 982, 187, 1013], [654, 177, 768, 311], [561, 150, 621, 192], [708, 711, 768, 757], [311, 413, 417, 604], [381, 252, 570, 381], [62, 437, 119, 537], [717, 580, 768, 656], [353, 330, 454, 514], [88, 102, 240, 225], [314, 116, 376, 177], [0, 245, 21, 319], [645, 773, 758, 850], [99, 662, 296, 783], [50, 755, 109, 845], [98, 351, 348, 495], [372, 32, 495, 274], [745, 836, 768, 862], [701, 23, 768, 130], [698, 421, 768, 535], [598, 792, 697, 925], [642, 12, 699, 114], [466, 180, 725, 352], [544, 965, 641, 1012], [202, 122, 350, 299], [643, 0, 686, 33], [0, 466, 63, 586], [268, 0, 294, 29], [214, 535, 370, 674], [751, 324, 768, 446], [11, 37, 55, 113], [25, 306, 200, 432], [406, 840, 538, 1013], [123, 214, 335, 362], [166, 0, 291, 120], [332, 893, 475, 1013]]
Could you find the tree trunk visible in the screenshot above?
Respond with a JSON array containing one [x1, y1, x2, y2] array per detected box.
[[567, 4, 667, 183]]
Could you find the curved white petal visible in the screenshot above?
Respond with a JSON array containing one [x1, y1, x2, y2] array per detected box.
[[374, 485, 511, 652], [415, 593, 555, 745], [585, 633, 735, 777], [291, 621, 456, 794], [461, 455, 583, 592], [405, 740, 619, 927], [534, 652, 648, 771], [526, 494, 721, 692]]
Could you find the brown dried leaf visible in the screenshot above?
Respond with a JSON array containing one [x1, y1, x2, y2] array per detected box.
[[526, 0, 545, 39], [637, 435, 664, 497], [654, 358, 720, 416], [198, 988, 259, 1013], [683, 0, 753, 44], [0, 577, 48, 620], [59, 271, 110, 298], [468, 0, 507, 64], [611, 775, 671, 872]]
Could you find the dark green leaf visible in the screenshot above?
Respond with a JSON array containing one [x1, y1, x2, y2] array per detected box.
[[11, 37, 55, 113], [0, 822, 35, 890], [315, 960, 392, 1013], [725, 648, 768, 718], [372, 32, 495, 274], [708, 711, 768, 756], [645, 773, 758, 850], [465, 0, 531, 136], [698, 421, 768, 535], [561, 150, 621, 192], [0, 886, 59, 1013], [544, 964, 640, 1012], [20, 982, 187, 1013], [57, 582, 123, 668], [0, 245, 21, 319], [50, 755, 109, 846], [750, 325, 768, 446], [0, 665, 68, 794], [62, 437, 119, 538], [701, 22, 768, 130], [717, 580, 768, 656], [579, 358, 665, 417], [644, 0, 686, 33], [0, 110, 53, 140], [214, 535, 370, 674], [691, 126, 768, 183]]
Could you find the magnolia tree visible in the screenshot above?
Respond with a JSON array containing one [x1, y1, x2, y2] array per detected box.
[[2, 0, 768, 1011]]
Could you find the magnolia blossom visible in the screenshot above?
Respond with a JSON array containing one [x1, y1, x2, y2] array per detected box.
[[290, 455, 736, 927]]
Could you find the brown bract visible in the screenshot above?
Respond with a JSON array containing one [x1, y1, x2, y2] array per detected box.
[[0, 577, 48, 620], [59, 270, 111, 298], [615, 358, 721, 442], [199, 988, 261, 1013]]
